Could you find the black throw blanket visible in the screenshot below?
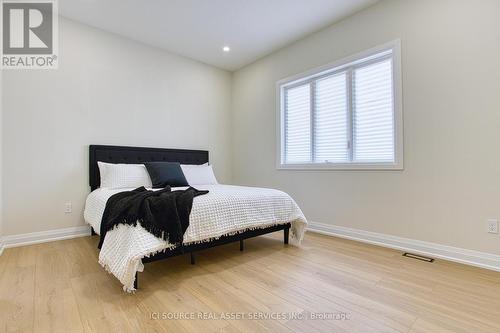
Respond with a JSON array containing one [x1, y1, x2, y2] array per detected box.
[[98, 186, 208, 249]]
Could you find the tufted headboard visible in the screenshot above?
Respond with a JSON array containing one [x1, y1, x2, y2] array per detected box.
[[89, 145, 209, 191]]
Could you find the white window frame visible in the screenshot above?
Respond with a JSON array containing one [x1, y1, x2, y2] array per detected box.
[[276, 40, 403, 170]]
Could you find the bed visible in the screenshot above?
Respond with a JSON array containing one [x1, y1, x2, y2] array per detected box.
[[84, 145, 307, 292]]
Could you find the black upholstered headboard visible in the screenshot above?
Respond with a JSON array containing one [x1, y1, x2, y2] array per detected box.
[[89, 145, 209, 191]]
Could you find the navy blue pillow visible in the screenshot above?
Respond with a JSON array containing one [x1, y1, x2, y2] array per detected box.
[[144, 162, 188, 188]]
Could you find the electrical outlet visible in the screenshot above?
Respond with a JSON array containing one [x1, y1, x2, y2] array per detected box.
[[487, 219, 498, 234], [64, 202, 72, 214]]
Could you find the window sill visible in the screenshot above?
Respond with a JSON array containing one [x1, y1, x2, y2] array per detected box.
[[277, 163, 404, 171]]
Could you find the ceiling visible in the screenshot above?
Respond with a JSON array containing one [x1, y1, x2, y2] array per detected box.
[[59, 0, 378, 71]]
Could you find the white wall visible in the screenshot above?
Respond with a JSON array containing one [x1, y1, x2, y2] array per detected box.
[[0, 68, 3, 240], [232, 0, 500, 255], [1, 18, 232, 236]]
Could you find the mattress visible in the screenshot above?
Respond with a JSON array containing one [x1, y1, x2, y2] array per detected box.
[[84, 184, 307, 291]]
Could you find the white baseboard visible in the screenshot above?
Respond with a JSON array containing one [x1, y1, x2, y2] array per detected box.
[[0, 225, 91, 251], [1, 222, 498, 273], [307, 221, 500, 272]]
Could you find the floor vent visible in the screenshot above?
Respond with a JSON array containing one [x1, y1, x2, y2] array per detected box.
[[402, 252, 434, 263]]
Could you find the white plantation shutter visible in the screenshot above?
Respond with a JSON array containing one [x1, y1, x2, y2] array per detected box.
[[279, 43, 401, 169], [314, 73, 348, 163], [284, 83, 311, 163], [353, 59, 394, 162]]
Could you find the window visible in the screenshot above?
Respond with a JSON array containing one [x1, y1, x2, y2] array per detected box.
[[277, 41, 402, 169]]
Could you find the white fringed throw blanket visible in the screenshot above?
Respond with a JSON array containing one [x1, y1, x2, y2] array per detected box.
[[84, 185, 307, 292]]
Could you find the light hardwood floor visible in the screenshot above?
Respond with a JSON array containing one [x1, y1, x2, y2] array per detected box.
[[1, 231, 500, 333]]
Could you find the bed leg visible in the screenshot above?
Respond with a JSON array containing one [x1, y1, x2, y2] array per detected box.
[[190, 252, 196, 265], [284, 227, 289, 245], [134, 272, 138, 289], [240, 239, 244, 251]]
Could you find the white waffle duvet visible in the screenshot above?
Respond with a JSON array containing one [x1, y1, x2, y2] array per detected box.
[[84, 184, 307, 292]]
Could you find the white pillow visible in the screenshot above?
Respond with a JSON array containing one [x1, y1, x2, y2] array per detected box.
[[180, 164, 218, 185], [98, 161, 152, 189]]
